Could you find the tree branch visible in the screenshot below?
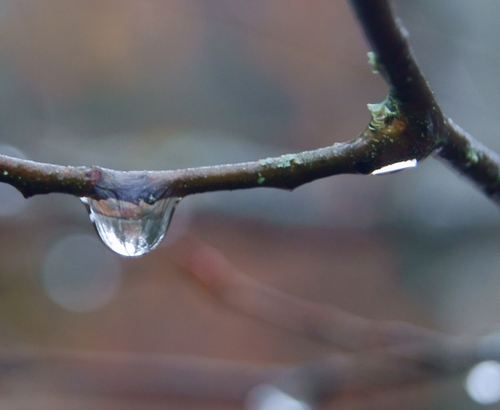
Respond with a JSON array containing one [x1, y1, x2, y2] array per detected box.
[[0, 346, 447, 400], [0, 0, 498, 209], [439, 119, 500, 204], [3, 1, 500, 405], [168, 237, 500, 402], [349, 0, 436, 107], [169, 237, 442, 352], [350, 0, 500, 205], [0, 116, 432, 203], [2, 239, 500, 404]]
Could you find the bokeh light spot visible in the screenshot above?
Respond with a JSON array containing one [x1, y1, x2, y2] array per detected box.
[[41, 233, 121, 312], [246, 385, 311, 410], [465, 360, 500, 405]]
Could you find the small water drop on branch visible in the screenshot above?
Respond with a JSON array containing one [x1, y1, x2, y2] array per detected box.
[[81, 196, 180, 257], [371, 159, 418, 175]]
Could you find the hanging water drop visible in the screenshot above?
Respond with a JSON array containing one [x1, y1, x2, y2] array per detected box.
[[371, 159, 418, 175], [81, 196, 180, 257]]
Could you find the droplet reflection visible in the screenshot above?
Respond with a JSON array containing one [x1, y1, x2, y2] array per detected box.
[[465, 360, 500, 405], [41, 233, 121, 312], [371, 159, 418, 175], [81, 196, 180, 257], [246, 385, 311, 410]]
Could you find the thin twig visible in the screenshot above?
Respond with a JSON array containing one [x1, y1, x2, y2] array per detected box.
[[438, 119, 500, 204], [0, 346, 446, 400], [0, 239, 494, 402], [1, 0, 499, 209], [169, 237, 442, 351], [0, 118, 428, 203], [350, 0, 500, 204], [0, 346, 269, 399], [0, 0, 499, 209], [0, 341, 483, 401], [169, 237, 500, 400]]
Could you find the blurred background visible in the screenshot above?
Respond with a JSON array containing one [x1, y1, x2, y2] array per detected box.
[[0, 0, 499, 408]]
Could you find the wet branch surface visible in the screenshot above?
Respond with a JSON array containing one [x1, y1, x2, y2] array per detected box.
[[2, 0, 500, 407], [1, 0, 500, 205]]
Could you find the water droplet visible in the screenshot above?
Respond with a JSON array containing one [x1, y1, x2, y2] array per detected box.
[[81, 196, 180, 257], [371, 159, 418, 175]]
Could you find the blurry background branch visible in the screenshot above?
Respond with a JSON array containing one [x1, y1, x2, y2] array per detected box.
[[2, 238, 500, 407], [169, 238, 500, 402]]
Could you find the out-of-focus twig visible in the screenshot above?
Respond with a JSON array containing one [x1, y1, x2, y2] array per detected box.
[[0, 239, 486, 402], [0, 338, 489, 402], [169, 237, 500, 401], [169, 237, 441, 351], [0, 346, 454, 400], [2, 236, 500, 403]]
